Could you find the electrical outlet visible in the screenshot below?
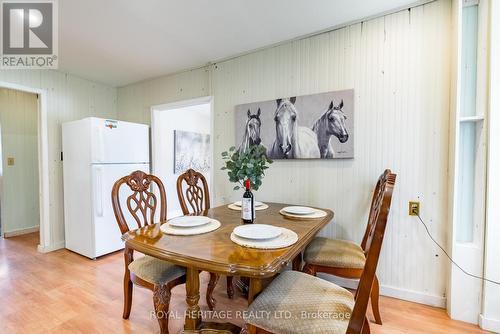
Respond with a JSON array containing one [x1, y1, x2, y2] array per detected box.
[[7, 157, 14, 166], [409, 201, 420, 216]]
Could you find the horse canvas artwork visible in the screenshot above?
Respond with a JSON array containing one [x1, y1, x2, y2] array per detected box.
[[234, 89, 354, 159]]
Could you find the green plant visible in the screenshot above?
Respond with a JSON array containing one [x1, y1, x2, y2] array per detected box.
[[221, 145, 273, 191]]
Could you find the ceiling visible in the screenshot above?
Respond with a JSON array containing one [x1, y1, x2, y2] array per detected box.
[[59, 0, 419, 87]]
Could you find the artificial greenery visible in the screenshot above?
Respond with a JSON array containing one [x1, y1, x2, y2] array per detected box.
[[221, 145, 273, 191]]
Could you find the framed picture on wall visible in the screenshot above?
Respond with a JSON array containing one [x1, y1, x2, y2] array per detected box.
[[174, 130, 211, 174], [235, 89, 354, 159]]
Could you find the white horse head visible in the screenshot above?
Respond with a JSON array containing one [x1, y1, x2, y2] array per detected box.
[[325, 99, 348, 143], [273, 97, 298, 157], [269, 97, 320, 159], [311, 99, 349, 158]]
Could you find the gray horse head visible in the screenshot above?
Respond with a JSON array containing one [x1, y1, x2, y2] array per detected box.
[[274, 97, 297, 157], [246, 108, 262, 146], [326, 99, 348, 143]]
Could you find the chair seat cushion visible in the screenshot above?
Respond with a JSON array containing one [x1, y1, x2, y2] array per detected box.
[[244, 271, 354, 334], [128, 256, 185, 285], [304, 237, 365, 269]]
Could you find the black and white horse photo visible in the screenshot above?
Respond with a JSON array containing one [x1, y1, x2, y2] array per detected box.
[[234, 89, 354, 159]]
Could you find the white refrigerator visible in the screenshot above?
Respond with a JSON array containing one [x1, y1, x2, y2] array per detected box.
[[62, 117, 150, 259]]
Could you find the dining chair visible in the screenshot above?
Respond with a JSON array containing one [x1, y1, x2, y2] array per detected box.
[[244, 172, 396, 334], [176, 168, 235, 309], [301, 169, 395, 325], [112, 170, 186, 334]]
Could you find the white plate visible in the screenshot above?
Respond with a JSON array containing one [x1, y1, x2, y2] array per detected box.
[[233, 224, 282, 240], [168, 216, 212, 228], [281, 206, 316, 215], [233, 200, 265, 207]]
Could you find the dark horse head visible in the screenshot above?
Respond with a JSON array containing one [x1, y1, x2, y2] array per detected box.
[[246, 108, 262, 146]]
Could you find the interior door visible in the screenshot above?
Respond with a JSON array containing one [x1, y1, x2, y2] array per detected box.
[[92, 163, 149, 257]]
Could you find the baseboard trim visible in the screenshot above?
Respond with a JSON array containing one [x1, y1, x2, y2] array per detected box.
[[37, 240, 65, 253], [380, 284, 446, 308], [318, 274, 446, 308], [480, 314, 500, 333], [3, 226, 39, 238]]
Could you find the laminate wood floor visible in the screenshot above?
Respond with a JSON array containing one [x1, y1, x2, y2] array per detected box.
[[0, 233, 491, 334]]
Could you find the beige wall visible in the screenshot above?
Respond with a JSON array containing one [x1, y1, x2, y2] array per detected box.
[[118, 0, 451, 307], [0, 88, 39, 234], [0, 70, 117, 249]]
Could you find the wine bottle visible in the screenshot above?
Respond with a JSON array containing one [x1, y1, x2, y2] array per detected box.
[[241, 179, 255, 224]]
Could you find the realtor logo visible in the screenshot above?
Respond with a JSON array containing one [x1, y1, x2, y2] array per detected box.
[[1, 0, 58, 68]]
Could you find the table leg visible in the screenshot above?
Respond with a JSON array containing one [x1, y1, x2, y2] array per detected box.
[[184, 267, 201, 330], [292, 252, 303, 271], [247, 278, 263, 306]]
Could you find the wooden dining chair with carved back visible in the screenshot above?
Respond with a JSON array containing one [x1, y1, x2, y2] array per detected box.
[[244, 172, 396, 334], [176, 168, 235, 310], [301, 169, 395, 325], [112, 170, 187, 334]]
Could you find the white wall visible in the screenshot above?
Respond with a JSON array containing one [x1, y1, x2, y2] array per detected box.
[[0, 88, 39, 235], [119, 69, 210, 124], [118, 0, 451, 307], [152, 102, 211, 218], [0, 70, 117, 250]]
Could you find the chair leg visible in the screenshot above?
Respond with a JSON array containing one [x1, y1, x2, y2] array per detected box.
[[123, 273, 133, 319], [207, 272, 219, 311], [302, 263, 317, 276], [371, 275, 382, 325], [153, 284, 172, 334], [123, 248, 134, 319], [362, 316, 371, 334], [226, 276, 234, 299]]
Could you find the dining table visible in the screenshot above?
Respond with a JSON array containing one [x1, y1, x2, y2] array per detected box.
[[122, 202, 334, 333]]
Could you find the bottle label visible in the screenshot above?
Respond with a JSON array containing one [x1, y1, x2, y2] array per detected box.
[[241, 198, 252, 220]]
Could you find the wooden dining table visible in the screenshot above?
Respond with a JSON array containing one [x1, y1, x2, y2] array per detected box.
[[122, 202, 333, 332]]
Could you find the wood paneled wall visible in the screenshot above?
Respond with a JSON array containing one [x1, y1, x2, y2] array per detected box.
[[117, 0, 451, 306], [0, 70, 117, 249]]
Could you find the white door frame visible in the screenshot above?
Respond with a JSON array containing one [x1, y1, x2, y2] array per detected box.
[[0, 81, 50, 252], [150, 96, 215, 206]]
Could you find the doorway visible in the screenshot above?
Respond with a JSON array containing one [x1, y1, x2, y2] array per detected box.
[[0, 81, 49, 252], [151, 96, 214, 218], [0, 88, 39, 238]]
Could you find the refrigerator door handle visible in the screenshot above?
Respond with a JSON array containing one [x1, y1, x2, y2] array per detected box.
[[95, 166, 104, 217]]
